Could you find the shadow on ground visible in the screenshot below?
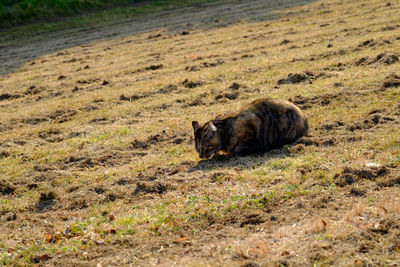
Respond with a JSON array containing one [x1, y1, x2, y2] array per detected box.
[[0, 0, 316, 76]]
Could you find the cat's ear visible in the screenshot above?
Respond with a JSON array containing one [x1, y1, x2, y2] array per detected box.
[[208, 122, 217, 132], [192, 121, 199, 130]]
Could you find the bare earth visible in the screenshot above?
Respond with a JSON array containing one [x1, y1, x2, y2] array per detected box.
[[1, 0, 400, 266]]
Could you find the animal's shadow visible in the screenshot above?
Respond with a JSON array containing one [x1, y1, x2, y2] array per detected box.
[[188, 145, 295, 172]]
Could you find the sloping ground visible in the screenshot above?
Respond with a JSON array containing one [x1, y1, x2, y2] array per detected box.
[[0, 0, 314, 75], [1, 0, 400, 265]]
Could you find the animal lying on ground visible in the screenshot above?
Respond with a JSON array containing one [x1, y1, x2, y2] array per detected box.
[[192, 98, 309, 158]]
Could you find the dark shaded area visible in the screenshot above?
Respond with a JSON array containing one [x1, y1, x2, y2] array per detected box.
[[0, 0, 147, 27], [36, 192, 56, 211], [0, 0, 316, 76]]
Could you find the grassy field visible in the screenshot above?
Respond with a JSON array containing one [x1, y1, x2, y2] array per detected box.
[[1, 0, 400, 265]]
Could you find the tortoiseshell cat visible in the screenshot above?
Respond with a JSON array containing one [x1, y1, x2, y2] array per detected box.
[[192, 98, 309, 158]]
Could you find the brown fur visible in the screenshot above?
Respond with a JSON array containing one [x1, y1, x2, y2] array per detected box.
[[192, 98, 309, 158]]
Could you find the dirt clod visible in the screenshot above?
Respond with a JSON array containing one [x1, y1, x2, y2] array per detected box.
[[182, 79, 203, 88], [349, 187, 366, 197], [25, 85, 42, 95], [239, 212, 266, 227], [133, 182, 169, 195], [354, 53, 399, 66], [335, 166, 389, 187], [383, 74, 400, 88], [359, 39, 375, 47], [0, 150, 9, 159], [229, 82, 240, 90], [280, 39, 290, 45], [145, 64, 163, 71], [278, 72, 314, 85], [0, 181, 15, 195], [37, 192, 56, 212], [215, 91, 239, 101], [131, 140, 149, 149], [0, 93, 21, 101], [1, 212, 17, 222]]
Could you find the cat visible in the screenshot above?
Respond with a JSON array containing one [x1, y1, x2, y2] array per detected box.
[[192, 98, 309, 158]]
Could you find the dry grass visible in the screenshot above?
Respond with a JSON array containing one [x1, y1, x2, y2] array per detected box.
[[1, 0, 400, 265]]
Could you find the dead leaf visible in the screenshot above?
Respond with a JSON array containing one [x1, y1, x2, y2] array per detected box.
[[173, 237, 188, 244], [45, 231, 62, 243]]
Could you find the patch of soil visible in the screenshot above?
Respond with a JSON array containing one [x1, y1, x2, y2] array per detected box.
[[24, 109, 78, 125], [183, 99, 206, 107], [68, 196, 89, 210], [358, 39, 376, 47], [23, 117, 48, 125], [382, 74, 400, 88], [120, 92, 151, 101], [377, 176, 400, 187], [131, 140, 149, 149], [38, 129, 64, 143], [354, 52, 399, 66], [278, 72, 313, 85], [133, 64, 163, 73], [168, 160, 196, 175], [0, 93, 21, 101], [182, 79, 203, 88], [155, 103, 171, 110], [185, 60, 224, 71], [78, 101, 104, 112], [89, 117, 108, 123], [348, 187, 367, 197], [76, 78, 100, 84], [0, 181, 15, 195], [380, 24, 400, 31], [319, 120, 345, 131], [132, 130, 189, 150], [289, 93, 339, 109], [215, 91, 239, 101], [334, 166, 388, 187], [63, 149, 131, 169], [133, 182, 169, 195], [1, 212, 17, 222], [148, 33, 162, 39], [36, 192, 56, 212], [217, 210, 267, 227], [146, 130, 171, 144], [294, 135, 337, 147], [24, 85, 43, 95], [229, 82, 241, 90], [0, 150, 9, 159], [145, 64, 163, 71], [347, 109, 396, 132], [157, 84, 178, 94], [49, 109, 78, 123], [67, 131, 86, 139]]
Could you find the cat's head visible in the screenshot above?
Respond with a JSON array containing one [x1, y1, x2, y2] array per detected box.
[[192, 121, 220, 159]]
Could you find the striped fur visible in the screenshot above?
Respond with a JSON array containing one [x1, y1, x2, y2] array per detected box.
[[192, 98, 309, 158]]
